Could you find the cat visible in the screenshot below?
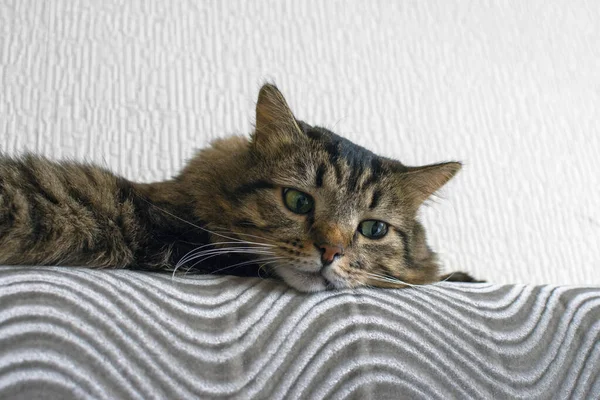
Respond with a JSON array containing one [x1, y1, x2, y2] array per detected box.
[[0, 84, 478, 292]]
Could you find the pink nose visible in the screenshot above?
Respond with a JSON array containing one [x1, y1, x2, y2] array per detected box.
[[318, 244, 344, 265]]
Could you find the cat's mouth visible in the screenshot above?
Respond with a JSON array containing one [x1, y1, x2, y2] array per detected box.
[[320, 267, 348, 289], [272, 262, 349, 292]]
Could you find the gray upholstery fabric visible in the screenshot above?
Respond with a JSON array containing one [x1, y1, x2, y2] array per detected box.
[[1, 267, 599, 399]]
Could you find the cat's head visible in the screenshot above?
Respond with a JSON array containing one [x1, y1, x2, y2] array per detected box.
[[188, 84, 461, 292]]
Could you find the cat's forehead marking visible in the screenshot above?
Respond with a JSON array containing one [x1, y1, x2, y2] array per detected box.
[[299, 123, 389, 195], [302, 124, 377, 165], [369, 189, 382, 210], [315, 163, 326, 188]]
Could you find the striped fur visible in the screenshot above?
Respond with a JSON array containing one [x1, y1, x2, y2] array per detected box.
[[0, 84, 471, 291]]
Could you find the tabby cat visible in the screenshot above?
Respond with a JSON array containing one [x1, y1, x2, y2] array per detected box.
[[0, 84, 476, 292]]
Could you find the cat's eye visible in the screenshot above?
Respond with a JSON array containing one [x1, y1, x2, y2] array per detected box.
[[358, 220, 388, 239], [283, 188, 314, 214]]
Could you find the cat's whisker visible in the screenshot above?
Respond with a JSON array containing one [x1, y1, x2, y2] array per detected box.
[[193, 257, 285, 276], [136, 198, 280, 278], [180, 246, 274, 261], [212, 232, 278, 246], [365, 272, 436, 290], [347, 275, 367, 290], [367, 275, 415, 288], [182, 250, 276, 273], [179, 255, 274, 278], [172, 247, 275, 279], [209, 227, 279, 245], [257, 263, 270, 279], [228, 258, 279, 277], [359, 279, 376, 290], [136, 196, 273, 247], [247, 259, 282, 280], [438, 272, 455, 283], [211, 238, 274, 248], [176, 242, 272, 269], [266, 260, 285, 274], [366, 273, 411, 285], [176, 239, 273, 259], [209, 256, 283, 273], [177, 248, 274, 270]]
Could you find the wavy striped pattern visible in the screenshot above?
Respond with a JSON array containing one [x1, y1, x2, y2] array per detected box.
[[0, 267, 599, 399]]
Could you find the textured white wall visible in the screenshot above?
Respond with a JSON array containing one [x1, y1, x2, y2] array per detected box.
[[1, 1, 599, 285]]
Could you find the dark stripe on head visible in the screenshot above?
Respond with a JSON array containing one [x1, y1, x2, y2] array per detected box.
[[322, 138, 343, 181], [306, 128, 340, 161], [347, 161, 367, 192], [324, 141, 340, 163], [396, 230, 414, 268], [234, 180, 275, 196], [371, 157, 384, 175], [332, 162, 343, 184], [362, 158, 384, 190], [303, 124, 384, 187], [315, 163, 325, 187], [369, 189, 382, 210]]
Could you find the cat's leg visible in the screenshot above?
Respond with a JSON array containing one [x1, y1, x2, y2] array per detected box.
[[0, 155, 155, 268]]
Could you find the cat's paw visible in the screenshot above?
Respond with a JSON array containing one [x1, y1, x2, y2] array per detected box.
[[275, 268, 328, 292]]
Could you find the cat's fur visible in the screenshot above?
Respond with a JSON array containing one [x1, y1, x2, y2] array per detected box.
[[0, 84, 477, 291]]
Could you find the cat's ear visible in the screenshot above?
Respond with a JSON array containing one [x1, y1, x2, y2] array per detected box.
[[399, 162, 462, 208], [253, 84, 304, 148]]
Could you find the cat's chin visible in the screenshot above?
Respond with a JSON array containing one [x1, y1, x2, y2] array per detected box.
[[275, 268, 329, 292]]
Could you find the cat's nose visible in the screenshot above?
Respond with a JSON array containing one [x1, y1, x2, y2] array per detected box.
[[317, 243, 344, 266]]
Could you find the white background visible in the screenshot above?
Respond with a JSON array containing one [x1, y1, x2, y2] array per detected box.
[[1, 1, 599, 285]]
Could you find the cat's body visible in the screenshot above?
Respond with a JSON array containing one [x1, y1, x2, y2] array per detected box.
[[0, 84, 476, 291], [0, 151, 262, 275]]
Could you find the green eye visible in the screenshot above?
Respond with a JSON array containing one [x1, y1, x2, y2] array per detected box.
[[283, 188, 314, 214], [358, 220, 388, 239]]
